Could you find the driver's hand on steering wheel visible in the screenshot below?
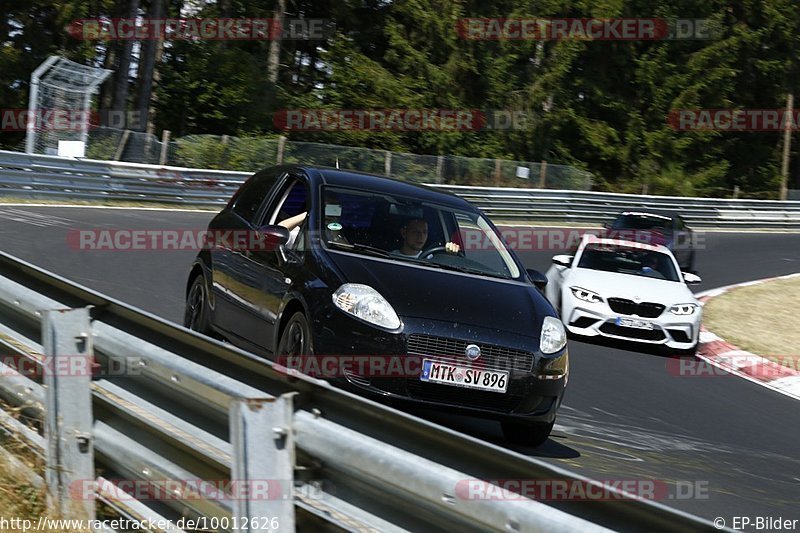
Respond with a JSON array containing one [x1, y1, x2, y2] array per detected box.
[[445, 241, 461, 254]]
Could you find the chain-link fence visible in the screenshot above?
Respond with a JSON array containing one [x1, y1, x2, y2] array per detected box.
[[79, 127, 593, 189]]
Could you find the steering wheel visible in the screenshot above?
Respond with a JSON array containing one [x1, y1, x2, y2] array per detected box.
[[421, 244, 464, 259]]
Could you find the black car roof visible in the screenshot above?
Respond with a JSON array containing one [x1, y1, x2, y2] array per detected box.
[[293, 166, 474, 210]]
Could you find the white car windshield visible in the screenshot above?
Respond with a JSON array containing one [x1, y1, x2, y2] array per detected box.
[[577, 243, 680, 282], [321, 187, 521, 280]]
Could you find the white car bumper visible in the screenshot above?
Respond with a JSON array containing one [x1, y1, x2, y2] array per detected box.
[[562, 298, 701, 350]]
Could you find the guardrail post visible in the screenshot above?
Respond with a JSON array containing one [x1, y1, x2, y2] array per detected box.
[[230, 394, 295, 531], [538, 160, 547, 188], [43, 307, 94, 521]]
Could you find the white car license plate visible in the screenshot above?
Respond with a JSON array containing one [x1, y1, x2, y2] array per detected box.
[[420, 360, 508, 393], [615, 317, 654, 330]]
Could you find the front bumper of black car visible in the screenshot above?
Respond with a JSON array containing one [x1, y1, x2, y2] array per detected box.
[[308, 312, 567, 424]]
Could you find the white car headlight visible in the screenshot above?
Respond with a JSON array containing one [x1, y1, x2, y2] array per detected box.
[[332, 283, 402, 330], [540, 316, 567, 354], [569, 286, 603, 303], [670, 303, 698, 315]]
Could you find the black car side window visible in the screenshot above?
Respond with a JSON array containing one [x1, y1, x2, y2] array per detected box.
[[262, 177, 308, 226], [231, 170, 280, 224], [260, 176, 309, 251]]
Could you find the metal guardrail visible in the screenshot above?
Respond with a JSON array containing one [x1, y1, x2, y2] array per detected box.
[[0, 149, 248, 207], [1, 149, 799, 228], [433, 185, 800, 229], [0, 252, 723, 532]]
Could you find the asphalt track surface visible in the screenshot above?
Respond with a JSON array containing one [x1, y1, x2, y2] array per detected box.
[[1, 205, 799, 526]]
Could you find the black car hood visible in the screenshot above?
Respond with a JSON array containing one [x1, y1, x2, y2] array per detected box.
[[327, 252, 547, 337]]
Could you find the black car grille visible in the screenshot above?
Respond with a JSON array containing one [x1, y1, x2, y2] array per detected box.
[[405, 380, 523, 413], [599, 323, 666, 341], [607, 298, 665, 318], [406, 334, 534, 373]]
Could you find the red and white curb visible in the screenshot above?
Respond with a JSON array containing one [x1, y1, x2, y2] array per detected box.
[[695, 273, 800, 401]]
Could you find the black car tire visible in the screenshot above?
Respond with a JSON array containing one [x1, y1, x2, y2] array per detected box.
[[501, 420, 554, 447], [184, 274, 213, 335], [277, 312, 312, 356]]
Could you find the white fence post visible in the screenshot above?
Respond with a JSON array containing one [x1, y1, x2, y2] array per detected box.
[[230, 394, 295, 531], [159, 130, 171, 165], [277, 135, 286, 164], [43, 307, 94, 520]]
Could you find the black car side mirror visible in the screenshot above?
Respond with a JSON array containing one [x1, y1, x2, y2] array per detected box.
[[526, 269, 548, 291], [257, 224, 290, 251]]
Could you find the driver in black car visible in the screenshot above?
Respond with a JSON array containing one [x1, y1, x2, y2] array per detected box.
[[391, 218, 460, 258]]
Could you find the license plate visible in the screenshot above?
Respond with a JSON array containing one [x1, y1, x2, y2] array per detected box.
[[615, 317, 654, 330], [420, 360, 508, 393]]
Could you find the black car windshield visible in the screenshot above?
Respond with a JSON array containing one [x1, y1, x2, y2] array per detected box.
[[321, 187, 521, 280], [577, 243, 680, 282], [611, 213, 672, 231]]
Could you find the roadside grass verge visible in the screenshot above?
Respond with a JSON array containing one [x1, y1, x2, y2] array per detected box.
[[0, 401, 87, 532], [0, 444, 87, 531], [703, 276, 800, 369]]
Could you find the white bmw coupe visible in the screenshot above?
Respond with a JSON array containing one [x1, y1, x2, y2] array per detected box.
[[544, 235, 702, 354]]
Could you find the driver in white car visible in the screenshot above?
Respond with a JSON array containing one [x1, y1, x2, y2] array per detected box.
[[638, 252, 667, 279], [391, 218, 460, 258]]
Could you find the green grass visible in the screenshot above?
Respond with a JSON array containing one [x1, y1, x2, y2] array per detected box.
[[704, 276, 800, 368]]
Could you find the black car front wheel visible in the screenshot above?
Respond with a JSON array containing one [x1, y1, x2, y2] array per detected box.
[[501, 420, 555, 447], [184, 274, 212, 335], [277, 312, 312, 356]]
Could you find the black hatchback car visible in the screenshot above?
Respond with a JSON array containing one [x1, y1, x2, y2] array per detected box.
[[184, 165, 568, 446]]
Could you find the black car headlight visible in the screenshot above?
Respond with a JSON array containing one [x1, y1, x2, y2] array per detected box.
[[332, 283, 402, 330]]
